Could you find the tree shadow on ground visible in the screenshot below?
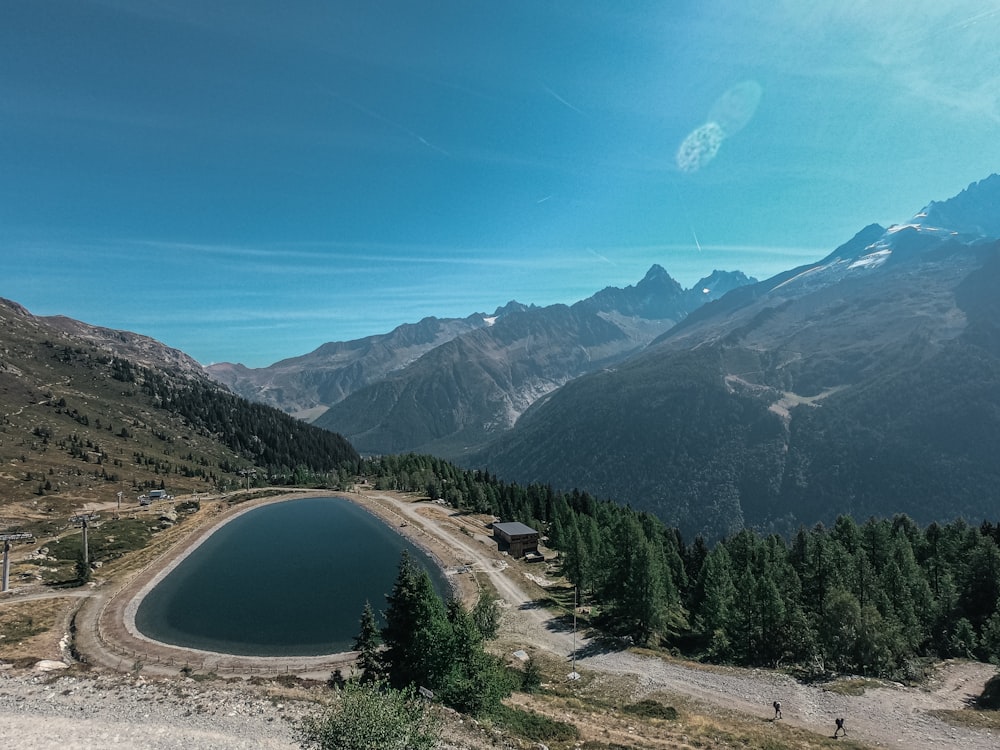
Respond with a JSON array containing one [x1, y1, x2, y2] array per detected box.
[[569, 634, 629, 660], [543, 612, 574, 632], [518, 598, 546, 611]]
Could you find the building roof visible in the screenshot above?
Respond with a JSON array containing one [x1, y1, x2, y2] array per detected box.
[[494, 521, 538, 536]]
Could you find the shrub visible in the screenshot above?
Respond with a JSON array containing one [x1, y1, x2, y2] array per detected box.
[[490, 704, 579, 742], [296, 680, 439, 750], [623, 699, 678, 720]]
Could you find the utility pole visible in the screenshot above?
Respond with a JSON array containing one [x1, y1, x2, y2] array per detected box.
[[69, 513, 100, 566], [1, 533, 34, 592], [239, 468, 256, 492], [569, 586, 580, 680]]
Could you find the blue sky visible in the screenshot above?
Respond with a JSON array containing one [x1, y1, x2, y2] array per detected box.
[[2, 1, 998, 367]]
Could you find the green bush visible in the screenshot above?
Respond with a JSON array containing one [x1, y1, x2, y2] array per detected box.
[[490, 704, 579, 742], [623, 699, 678, 720], [296, 680, 439, 750]]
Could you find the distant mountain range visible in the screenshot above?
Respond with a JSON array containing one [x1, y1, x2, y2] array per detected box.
[[8, 175, 1000, 540], [208, 266, 754, 457], [473, 175, 1000, 538], [207, 314, 488, 422]]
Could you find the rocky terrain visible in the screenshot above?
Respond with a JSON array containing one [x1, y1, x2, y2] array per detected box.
[[0, 670, 306, 750]]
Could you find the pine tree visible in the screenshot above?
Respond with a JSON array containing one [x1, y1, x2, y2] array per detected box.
[[438, 600, 512, 716], [471, 590, 501, 640], [627, 535, 671, 646], [521, 656, 543, 693], [381, 551, 447, 689], [694, 544, 737, 659], [353, 600, 383, 683], [755, 574, 786, 666]]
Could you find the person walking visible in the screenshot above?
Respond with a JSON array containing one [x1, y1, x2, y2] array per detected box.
[[772, 701, 782, 720], [834, 717, 847, 737]]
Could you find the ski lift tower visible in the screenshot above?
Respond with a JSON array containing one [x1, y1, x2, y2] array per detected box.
[[1, 532, 34, 592], [69, 513, 100, 566]]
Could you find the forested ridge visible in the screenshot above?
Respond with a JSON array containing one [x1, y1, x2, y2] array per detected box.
[[136, 365, 358, 477], [361, 453, 1000, 679]]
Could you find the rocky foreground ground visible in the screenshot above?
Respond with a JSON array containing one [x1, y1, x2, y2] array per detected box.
[[0, 666, 513, 750], [0, 668, 304, 750]]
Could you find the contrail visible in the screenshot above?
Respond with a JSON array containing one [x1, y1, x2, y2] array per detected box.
[[324, 88, 450, 156], [691, 227, 703, 252], [587, 248, 615, 265], [543, 84, 584, 115], [948, 8, 1000, 29]]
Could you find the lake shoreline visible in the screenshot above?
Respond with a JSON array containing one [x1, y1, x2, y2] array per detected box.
[[92, 487, 471, 676]]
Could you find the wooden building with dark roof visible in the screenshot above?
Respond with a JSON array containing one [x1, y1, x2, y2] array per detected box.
[[492, 521, 540, 559]]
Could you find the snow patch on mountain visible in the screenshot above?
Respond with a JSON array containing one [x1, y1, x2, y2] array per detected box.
[[848, 246, 892, 270]]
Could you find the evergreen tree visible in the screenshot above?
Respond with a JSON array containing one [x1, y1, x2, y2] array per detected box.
[[521, 656, 543, 693], [694, 544, 737, 659], [819, 587, 862, 673], [627, 535, 672, 646], [438, 600, 513, 716], [381, 551, 447, 689], [471, 590, 501, 640], [755, 574, 786, 666], [949, 617, 978, 659], [353, 600, 383, 683], [381, 551, 512, 715], [979, 600, 1000, 662]]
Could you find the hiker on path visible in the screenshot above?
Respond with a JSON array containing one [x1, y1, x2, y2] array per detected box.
[[834, 717, 847, 737], [772, 701, 782, 720]]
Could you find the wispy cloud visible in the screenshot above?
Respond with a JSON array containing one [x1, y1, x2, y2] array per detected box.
[[767, 1, 1000, 124]]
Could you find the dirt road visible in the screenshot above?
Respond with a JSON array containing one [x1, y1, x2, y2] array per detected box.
[[355, 492, 571, 653], [358, 492, 1000, 750]]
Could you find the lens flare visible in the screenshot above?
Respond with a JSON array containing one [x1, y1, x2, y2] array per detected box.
[[676, 80, 762, 172], [708, 80, 763, 137], [675, 121, 725, 173]]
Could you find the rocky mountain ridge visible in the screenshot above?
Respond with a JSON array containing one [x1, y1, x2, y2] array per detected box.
[[207, 314, 489, 421], [472, 175, 1000, 538], [206, 266, 754, 456], [311, 267, 754, 457]]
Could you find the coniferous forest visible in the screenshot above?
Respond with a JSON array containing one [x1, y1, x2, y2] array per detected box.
[[359, 454, 1000, 680]]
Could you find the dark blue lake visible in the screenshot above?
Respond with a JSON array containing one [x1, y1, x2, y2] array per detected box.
[[134, 496, 450, 656]]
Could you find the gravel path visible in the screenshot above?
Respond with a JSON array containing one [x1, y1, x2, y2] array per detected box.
[[373, 493, 1000, 749], [581, 652, 998, 750], [0, 671, 304, 750]]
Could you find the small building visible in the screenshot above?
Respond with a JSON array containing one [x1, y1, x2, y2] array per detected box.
[[492, 521, 540, 559]]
